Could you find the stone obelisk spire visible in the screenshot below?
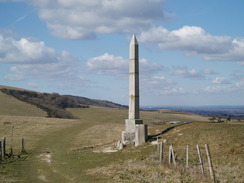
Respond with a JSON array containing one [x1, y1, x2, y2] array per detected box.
[[121, 35, 147, 147], [129, 35, 140, 120]]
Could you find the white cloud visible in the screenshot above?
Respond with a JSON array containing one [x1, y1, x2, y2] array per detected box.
[[160, 87, 185, 95], [4, 57, 92, 88], [87, 53, 165, 77], [203, 69, 217, 75], [140, 58, 167, 76], [211, 77, 231, 84], [87, 53, 128, 75], [141, 75, 186, 96], [24, 0, 167, 39], [139, 26, 244, 62], [0, 33, 58, 63], [5, 53, 76, 81], [0, 31, 92, 87], [143, 76, 174, 86], [236, 81, 244, 88], [173, 66, 205, 79], [4, 73, 23, 81], [195, 85, 236, 94], [204, 86, 235, 93]]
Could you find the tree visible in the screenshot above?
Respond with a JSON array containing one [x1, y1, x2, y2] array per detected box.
[[209, 116, 216, 122]]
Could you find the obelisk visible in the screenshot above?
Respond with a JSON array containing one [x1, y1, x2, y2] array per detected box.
[[121, 35, 147, 146], [129, 35, 140, 120]]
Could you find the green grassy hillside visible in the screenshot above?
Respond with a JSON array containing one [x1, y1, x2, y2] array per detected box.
[[0, 90, 46, 117], [0, 85, 126, 119], [0, 86, 243, 182]]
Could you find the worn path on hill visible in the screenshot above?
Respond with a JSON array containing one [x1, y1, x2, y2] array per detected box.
[[18, 120, 109, 183]]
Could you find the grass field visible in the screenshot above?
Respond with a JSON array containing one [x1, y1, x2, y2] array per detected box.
[[0, 90, 46, 117], [0, 94, 243, 182]]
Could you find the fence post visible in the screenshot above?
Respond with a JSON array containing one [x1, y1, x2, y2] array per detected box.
[[169, 144, 172, 164], [157, 138, 160, 157], [205, 144, 215, 182], [171, 144, 176, 166], [186, 145, 189, 169], [10, 125, 14, 155], [3, 137, 6, 156], [0, 141, 2, 161], [21, 138, 26, 154], [197, 144, 204, 175], [1, 140, 4, 160], [159, 142, 163, 163]]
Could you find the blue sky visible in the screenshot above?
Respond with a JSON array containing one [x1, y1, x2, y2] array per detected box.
[[0, 0, 243, 106]]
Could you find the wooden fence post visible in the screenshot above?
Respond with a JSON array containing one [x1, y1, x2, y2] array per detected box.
[[0, 141, 2, 161], [10, 125, 14, 155], [21, 138, 26, 153], [168, 144, 176, 165], [157, 138, 160, 157], [159, 142, 163, 163], [171, 144, 176, 166], [186, 145, 189, 168], [3, 137, 6, 156], [169, 144, 172, 164], [205, 144, 215, 182], [197, 144, 204, 175], [1, 140, 4, 160]]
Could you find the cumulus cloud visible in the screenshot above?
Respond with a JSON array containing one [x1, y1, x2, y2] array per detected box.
[[4, 56, 92, 88], [211, 77, 231, 84], [0, 33, 58, 63], [139, 26, 244, 63], [87, 53, 128, 75], [0, 31, 91, 87], [87, 53, 165, 77], [21, 0, 167, 39], [141, 75, 186, 95], [4, 50, 78, 80]]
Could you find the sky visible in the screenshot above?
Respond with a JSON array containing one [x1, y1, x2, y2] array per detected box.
[[0, 0, 244, 106]]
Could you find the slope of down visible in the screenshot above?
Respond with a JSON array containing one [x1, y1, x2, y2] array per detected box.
[[0, 90, 46, 117], [0, 103, 243, 182], [0, 85, 127, 119]]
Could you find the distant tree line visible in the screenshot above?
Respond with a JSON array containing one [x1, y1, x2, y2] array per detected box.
[[0, 88, 89, 119], [208, 115, 232, 122]]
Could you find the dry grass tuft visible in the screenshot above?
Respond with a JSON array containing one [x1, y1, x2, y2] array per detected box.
[[87, 153, 213, 183]]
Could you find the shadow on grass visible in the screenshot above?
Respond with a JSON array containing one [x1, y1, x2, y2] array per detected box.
[[0, 154, 28, 165], [148, 122, 192, 142]]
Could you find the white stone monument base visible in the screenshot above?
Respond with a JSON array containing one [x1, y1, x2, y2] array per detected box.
[[125, 119, 143, 132], [121, 131, 135, 146], [135, 124, 148, 146], [122, 124, 148, 146]]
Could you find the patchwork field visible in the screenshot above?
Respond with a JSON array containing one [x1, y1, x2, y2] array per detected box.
[[0, 90, 243, 182]]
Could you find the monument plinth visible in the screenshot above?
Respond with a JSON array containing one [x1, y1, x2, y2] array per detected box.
[[122, 35, 147, 146]]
